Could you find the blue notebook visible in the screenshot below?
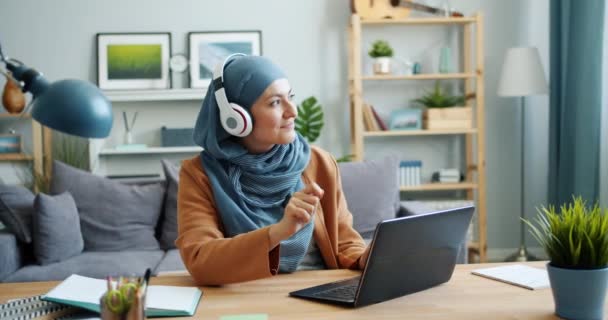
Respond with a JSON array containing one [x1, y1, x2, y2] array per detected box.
[[42, 274, 202, 317]]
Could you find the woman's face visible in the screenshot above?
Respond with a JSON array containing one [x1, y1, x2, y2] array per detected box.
[[240, 78, 297, 154]]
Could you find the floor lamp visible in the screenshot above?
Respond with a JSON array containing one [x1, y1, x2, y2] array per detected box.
[[497, 47, 548, 262]]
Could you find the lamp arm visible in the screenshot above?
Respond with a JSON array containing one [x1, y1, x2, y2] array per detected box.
[[4, 58, 50, 97], [0, 40, 6, 63]]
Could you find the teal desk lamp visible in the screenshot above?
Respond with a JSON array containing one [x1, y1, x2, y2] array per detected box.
[[0, 42, 112, 138]]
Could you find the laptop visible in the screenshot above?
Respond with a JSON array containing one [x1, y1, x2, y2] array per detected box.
[[289, 206, 474, 307]]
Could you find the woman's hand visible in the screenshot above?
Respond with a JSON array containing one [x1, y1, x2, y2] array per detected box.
[[268, 183, 324, 249], [358, 245, 371, 269]]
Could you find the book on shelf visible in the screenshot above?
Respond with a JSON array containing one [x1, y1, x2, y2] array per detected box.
[[362, 104, 380, 131], [369, 105, 388, 130]]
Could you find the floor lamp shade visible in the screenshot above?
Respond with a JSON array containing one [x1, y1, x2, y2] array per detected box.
[[497, 47, 548, 97], [7, 61, 113, 138]]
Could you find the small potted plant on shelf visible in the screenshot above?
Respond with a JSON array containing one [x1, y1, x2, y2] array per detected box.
[[524, 196, 608, 320], [413, 81, 470, 130], [369, 40, 394, 75]]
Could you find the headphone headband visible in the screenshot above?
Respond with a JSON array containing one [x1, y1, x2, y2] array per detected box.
[[213, 53, 246, 85], [213, 53, 252, 137]]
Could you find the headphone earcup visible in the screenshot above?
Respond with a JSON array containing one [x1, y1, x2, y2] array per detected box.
[[221, 103, 252, 137]]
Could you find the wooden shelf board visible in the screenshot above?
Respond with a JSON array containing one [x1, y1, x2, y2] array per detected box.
[[364, 129, 477, 137], [99, 146, 203, 156], [400, 182, 477, 191], [0, 153, 33, 161], [361, 16, 477, 25], [362, 73, 475, 80], [103, 88, 208, 102]]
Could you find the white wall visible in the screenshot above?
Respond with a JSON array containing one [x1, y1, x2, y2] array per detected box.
[[0, 0, 550, 258]]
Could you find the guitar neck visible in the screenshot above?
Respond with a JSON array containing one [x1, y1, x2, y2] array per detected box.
[[390, 0, 464, 17]]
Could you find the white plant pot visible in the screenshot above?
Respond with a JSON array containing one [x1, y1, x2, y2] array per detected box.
[[373, 57, 391, 75]]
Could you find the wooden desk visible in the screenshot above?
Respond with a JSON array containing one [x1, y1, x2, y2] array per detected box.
[[1, 262, 606, 319]]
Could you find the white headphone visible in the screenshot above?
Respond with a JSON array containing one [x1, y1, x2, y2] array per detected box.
[[213, 53, 253, 137]]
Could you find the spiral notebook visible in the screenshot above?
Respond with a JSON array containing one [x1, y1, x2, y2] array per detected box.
[[42, 274, 202, 317], [471, 264, 550, 290]]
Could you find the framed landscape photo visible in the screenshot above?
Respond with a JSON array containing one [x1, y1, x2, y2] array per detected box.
[[389, 109, 422, 130], [97, 33, 171, 90], [188, 31, 262, 88]]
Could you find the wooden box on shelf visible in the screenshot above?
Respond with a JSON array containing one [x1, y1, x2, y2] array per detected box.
[[423, 107, 472, 130]]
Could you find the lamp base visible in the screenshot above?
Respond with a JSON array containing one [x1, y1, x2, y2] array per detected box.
[[505, 245, 538, 262]]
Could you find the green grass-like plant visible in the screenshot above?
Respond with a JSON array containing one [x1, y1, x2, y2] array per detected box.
[[414, 81, 465, 108], [524, 196, 608, 269], [17, 132, 89, 193], [295, 96, 324, 143], [368, 40, 394, 58]]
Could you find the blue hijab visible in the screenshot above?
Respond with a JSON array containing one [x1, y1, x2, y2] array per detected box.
[[193, 55, 312, 273]]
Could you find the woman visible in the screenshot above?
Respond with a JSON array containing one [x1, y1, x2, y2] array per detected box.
[[176, 54, 369, 285]]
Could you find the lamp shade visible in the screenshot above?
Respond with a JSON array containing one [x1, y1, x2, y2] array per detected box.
[[7, 61, 113, 138], [31, 80, 113, 138], [497, 47, 548, 97]]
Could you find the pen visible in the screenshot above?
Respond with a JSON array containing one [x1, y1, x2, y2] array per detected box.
[[107, 276, 113, 291], [138, 268, 151, 300]]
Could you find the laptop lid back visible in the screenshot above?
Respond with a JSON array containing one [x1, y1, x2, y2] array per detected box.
[[354, 206, 474, 307]]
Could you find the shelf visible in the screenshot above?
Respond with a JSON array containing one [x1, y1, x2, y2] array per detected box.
[[360, 16, 477, 25], [400, 182, 477, 191], [99, 146, 202, 156], [0, 113, 31, 119], [0, 153, 33, 161], [361, 73, 475, 81], [364, 129, 477, 137], [103, 88, 208, 102]]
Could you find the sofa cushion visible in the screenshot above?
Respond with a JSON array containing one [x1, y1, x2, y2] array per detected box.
[[154, 249, 186, 274], [2, 250, 165, 283], [33, 192, 84, 265], [50, 161, 165, 252], [0, 185, 35, 243], [0, 231, 23, 281], [159, 160, 179, 250], [338, 156, 400, 237]]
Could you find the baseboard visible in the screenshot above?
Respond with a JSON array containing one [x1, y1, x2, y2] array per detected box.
[[486, 247, 548, 263]]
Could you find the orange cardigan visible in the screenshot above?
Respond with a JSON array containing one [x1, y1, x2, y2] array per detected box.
[[175, 146, 366, 285]]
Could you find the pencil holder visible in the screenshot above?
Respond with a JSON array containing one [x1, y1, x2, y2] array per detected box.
[[100, 294, 123, 320], [125, 293, 146, 320], [100, 292, 146, 320]]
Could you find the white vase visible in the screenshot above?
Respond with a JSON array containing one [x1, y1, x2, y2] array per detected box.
[[124, 131, 133, 145], [373, 57, 391, 75]]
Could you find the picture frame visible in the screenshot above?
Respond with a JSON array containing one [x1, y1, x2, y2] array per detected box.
[[389, 109, 422, 130], [0, 134, 21, 153], [188, 31, 262, 88], [96, 32, 171, 90]]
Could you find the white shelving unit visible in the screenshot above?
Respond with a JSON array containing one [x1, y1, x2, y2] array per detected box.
[[99, 146, 202, 156], [89, 88, 207, 177], [104, 88, 207, 102]]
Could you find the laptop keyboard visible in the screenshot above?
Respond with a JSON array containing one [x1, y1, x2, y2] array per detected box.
[[312, 283, 358, 300]]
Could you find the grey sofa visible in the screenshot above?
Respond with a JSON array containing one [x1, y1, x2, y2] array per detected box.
[[0, 157, 466, 283]]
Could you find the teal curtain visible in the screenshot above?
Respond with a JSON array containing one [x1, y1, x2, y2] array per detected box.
[[549, 0, 605, 205]]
